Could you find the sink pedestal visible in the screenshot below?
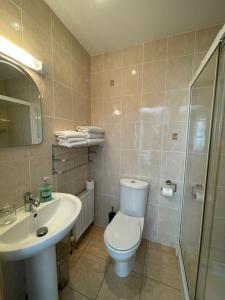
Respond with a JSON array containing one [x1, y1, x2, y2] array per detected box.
[[25, 246, 58, 300]]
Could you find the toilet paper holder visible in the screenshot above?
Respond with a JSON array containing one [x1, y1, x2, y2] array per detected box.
[[161, 180, 177, 193]]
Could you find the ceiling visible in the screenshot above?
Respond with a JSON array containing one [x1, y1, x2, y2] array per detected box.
[[45, 0, 225, 55]]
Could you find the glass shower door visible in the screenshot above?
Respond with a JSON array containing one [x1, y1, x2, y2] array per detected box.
[[179, 49, 219, 299], [196, 40, 225, 300]]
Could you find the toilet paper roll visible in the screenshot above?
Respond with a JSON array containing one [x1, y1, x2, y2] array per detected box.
[[161, 186, 173, 198], [86, 179, 94, 191]]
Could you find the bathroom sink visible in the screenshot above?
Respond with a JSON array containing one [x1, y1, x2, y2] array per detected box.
[[0, 192, 82, 261]]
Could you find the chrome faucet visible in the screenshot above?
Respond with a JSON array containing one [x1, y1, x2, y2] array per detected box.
[[24, 192, 40, 212]]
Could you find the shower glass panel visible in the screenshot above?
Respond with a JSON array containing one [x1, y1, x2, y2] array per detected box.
[[179, 48, 219, 299], [196, 42, 225, 300]]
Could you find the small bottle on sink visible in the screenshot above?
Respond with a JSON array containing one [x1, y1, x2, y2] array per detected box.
[[39, 177, 52, 203]]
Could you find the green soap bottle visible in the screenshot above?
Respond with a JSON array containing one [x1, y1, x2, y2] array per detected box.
[[39, 177, 52, 202]]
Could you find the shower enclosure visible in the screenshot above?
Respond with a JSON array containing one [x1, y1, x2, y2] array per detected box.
[[179, 25, 225, 300]]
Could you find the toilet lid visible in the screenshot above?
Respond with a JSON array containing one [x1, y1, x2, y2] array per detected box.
[[105, 212, 141, 251]]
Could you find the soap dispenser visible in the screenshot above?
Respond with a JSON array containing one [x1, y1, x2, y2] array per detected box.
[[39, 177, 52, 202]]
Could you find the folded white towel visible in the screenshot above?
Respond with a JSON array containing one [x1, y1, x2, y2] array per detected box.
[[87, 138, 104, 146], [57, 137, 86, 143], [84, 132, 104, 139], [58, 140, 88, 148], [55, 131, 85, 138], [77, 126, 104, 134]]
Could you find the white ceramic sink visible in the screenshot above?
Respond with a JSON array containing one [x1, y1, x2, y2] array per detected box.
[[0, 192, 82, 300], [0, 192, 81, 261]]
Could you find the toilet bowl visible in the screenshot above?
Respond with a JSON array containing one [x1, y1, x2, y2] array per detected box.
[[104, 211, 144, 277], [104, 178, 149, 277]]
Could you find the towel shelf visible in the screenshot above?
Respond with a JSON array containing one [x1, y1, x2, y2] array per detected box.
[[52, 144, 95, 176], [52, 162, 89, 175]]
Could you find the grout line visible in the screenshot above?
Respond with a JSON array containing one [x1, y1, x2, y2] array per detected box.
[[143, 274, 182, 292], [68, 285, 93, 300]]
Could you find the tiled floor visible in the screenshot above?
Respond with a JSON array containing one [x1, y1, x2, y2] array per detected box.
[[59, 225, 182, 300]]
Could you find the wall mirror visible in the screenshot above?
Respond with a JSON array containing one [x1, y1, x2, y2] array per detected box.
[[0, 56, 42, 147]]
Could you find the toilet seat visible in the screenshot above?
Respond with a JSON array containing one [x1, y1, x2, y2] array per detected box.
[[104, 211, 141, 251]]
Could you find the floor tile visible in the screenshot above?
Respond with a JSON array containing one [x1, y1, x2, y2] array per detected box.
[[69, 252, 109, 299], [133, 240, 147, 274], [59, 285, 89, 300], [144, 244, 181, 289], [96, 265, 142, 300], [69, 234, 90, 266], [148, 240, 176, 256], [86, 235, 109, 259], [140, 276, 182, 300]]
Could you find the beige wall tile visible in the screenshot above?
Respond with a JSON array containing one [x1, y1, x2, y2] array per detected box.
[[104, 149, 120, 174], [140, 121, 163, 150], [103, 97, 122, 123], [73, 92, 90, 124], [103, 172, 120, 197], [91, 72, 103, 98], [163, 121, 187, 152], [104, 50, 123, 70], [30, 155, 52, 195], [52, 13, 72, 53], [158, 207, 180, 248], [122, 94, 141, 122], [54, 81, 73, 120], [123, 45, 143, 66], [0, 0, 22, 46], [91, 54, 104, 73], [122, 65, 142, 94], [121, 149, 139, 176], [121, 121, 140, 149], [72, 59, 89, 97], [54, 118, 73, 132], [42, 78, 54, 117], [196, 25, 221, 53], [166, 55, 193, 90], [0, 159, 30, 207], [143, 61, 166, 92], [141, 92, 164, 122], [53, 42, 72, 88], [21, 0, 51, 36], [0, 146, 28, 163], [104, 122, 121, 149], [168, 32, 195, 58], [103, 69, 122, 97], [144, 39, 167, 62], [91, 98, 104, 126], [161, 151, 185, 181], [140, 151, 161, 178], [164, 90, 188, 123]]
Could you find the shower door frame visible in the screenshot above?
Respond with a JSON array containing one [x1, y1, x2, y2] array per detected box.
[[177, 24, 225, 300]]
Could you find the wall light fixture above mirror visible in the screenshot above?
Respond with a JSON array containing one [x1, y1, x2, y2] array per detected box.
[[0, 36, 47, 75]]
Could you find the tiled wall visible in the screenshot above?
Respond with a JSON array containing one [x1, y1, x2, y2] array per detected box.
[[90, 25, 221, 247], [0, 0, 91, 207]]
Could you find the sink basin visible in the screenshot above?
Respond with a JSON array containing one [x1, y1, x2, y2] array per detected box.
[[0, 192, 82, 300], [0, 192, 82, 261]]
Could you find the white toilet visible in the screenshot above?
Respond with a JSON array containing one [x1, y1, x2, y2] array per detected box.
[[104, 178, 149, 277]]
